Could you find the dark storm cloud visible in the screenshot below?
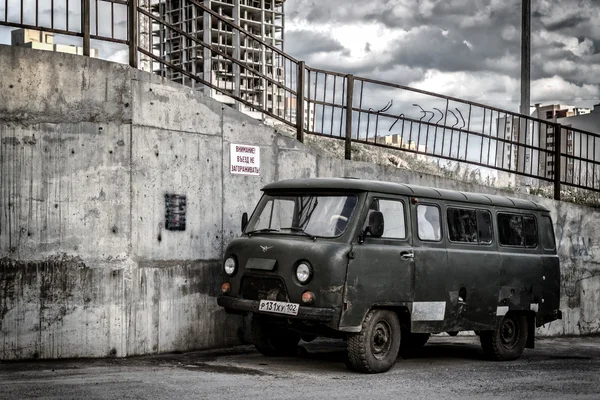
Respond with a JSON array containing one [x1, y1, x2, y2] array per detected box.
[[285, 30, 348, 58], [286, 0, 600, 90]]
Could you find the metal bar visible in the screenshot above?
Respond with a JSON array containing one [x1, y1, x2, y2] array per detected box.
[[82, 0, 90, 56], [95, 0, 98, 36], [296, 61, 305, 142], [345, 74, 354, 160], [321, 74, 327, 135], [331, 75, 337, 136], [111, 1, 114, 39], [89, 34, 128, 44], [51, 0, 54, 28], [487, 109, 493, 165], [441, 99, 448, 156], [579, 130, 583, 186], [356, 80, 364, 139], [20, 0, 23, 24], [339, 76, 346, 137], [465, 105, 472, 161], [479, 109, 486, 164], [66, 0, 69, 31], [129, 0, 138, 68], [554, 123, 562, 200]]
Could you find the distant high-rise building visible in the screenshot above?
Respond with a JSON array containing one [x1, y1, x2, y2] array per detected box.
[[151, 0, 286, 121], [11, 28, 99, 58], [496, 104, 597, 187]]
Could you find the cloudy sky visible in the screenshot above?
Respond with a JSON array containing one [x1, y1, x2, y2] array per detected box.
[[284, 0, 600, 112]]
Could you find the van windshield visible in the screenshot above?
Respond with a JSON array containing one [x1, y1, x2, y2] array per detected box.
[[246, 194, 358, 238]]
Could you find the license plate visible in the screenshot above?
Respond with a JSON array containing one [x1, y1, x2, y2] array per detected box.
[[258, 300, 299, 316]]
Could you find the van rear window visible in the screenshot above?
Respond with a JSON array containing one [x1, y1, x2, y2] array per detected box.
[[497, 213, 537, 248], [540, 216, 556, 250]]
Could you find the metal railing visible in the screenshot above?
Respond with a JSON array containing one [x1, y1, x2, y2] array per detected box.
[[2, 0, 600, 200]]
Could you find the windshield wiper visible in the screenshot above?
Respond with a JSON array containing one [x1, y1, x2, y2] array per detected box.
[[246, 228, 280, 235], [281, 227, 317, 240]]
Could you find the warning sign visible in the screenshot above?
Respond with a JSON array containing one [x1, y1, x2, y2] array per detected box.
[[230, 144, 260, 176]]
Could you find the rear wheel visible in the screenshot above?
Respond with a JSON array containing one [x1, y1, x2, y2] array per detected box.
[[480, 314, 528, 361], [347, 310, 401, 373], [251, 316, 300, 357]]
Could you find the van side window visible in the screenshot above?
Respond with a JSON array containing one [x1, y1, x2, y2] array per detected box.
[[447, 208, 492, 244], [447, 208, 477, 242], [540, 216, 556, 250], [417, 205, 441, 241], [365, 199, 406, 239], [498, 213, 537, 248]]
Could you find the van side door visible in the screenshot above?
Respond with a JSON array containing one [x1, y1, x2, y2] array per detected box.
[[444, 205, 498, 331], [340, 194, 414, 331], [410, 201, 448, 333]]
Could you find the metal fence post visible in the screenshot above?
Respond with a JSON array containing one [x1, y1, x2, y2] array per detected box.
[[554, 123, 562, 200], [129, 0, 139, 68], [81, 0, 90, 56], [345, 74, 354, 160], [296, 61, 306, 143]]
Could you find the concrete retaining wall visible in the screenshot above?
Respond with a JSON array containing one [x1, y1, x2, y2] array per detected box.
[[1, 45, 599, 360]]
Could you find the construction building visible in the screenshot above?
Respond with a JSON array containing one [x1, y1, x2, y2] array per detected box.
[[151, 0, 288, 122], [11, 28, 99, 58]]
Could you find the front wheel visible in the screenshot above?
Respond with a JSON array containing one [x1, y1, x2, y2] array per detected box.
[[480, 314, 528, 361], [347, 310, 401, 373]]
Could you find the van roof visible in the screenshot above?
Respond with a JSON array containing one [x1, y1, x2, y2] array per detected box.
[[262, 178, 550, 212]]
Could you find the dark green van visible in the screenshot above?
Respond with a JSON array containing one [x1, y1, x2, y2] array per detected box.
[[217, 178, 562, 373]]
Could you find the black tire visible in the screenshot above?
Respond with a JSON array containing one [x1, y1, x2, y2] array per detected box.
[[347, 310, 401, 373], [400, 329, 430, 356], [480, 314, 528, 361]]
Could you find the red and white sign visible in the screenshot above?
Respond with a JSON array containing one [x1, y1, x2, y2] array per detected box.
[[230, 144, 260, 176]]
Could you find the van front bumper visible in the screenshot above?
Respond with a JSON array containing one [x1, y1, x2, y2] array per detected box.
[[217, 296, 336, 322]]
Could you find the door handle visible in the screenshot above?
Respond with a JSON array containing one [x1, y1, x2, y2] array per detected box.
[[400, 251, 414, 260]]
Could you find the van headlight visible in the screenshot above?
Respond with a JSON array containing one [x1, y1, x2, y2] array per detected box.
[[296, 262, 312, 284], [224, 257, 237, 276]]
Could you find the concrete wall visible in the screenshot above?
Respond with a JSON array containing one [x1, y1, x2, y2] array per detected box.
[[1, 45, 599, 360]]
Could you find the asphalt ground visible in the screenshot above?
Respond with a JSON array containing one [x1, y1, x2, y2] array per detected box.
[[1, 336, 599, 400]]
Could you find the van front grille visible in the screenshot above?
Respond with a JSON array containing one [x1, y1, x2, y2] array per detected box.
[[240, 275, 289, 302]]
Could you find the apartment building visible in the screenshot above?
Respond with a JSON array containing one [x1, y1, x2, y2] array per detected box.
[[151, 0, 286, 120], [11, 28, 99, 58], [496, 104, 596, 186], [376, 134, 427, 160]]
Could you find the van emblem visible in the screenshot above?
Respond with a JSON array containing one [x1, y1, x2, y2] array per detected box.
[[260, 245, 273, 252]]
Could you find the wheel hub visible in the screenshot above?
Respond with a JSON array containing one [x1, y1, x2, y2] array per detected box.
[[371, 321, 392, 359], [500, 318, 519, 348]]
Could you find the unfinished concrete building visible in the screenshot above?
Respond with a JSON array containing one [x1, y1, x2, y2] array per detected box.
[[151, 0, 286, 120]]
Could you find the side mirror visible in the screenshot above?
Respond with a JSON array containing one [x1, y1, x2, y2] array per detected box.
[[367, 211, 384, 238], [241, 212, 249, 232]]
